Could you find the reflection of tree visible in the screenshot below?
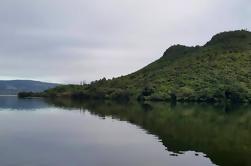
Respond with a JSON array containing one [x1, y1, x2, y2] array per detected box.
[[46, 98, 251, 166]]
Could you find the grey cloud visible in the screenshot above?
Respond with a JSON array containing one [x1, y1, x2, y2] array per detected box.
[[0, 0, 250, 83]]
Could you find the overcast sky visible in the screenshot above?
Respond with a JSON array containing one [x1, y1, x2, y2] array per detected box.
[[0, 0, 250, 83]]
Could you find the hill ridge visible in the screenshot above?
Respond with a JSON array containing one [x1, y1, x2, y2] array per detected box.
[[19, 30, 251, 103], [0, 80, 59, 95]]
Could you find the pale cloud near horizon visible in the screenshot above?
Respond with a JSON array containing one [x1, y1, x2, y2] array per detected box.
[[0, 0, 250, 83]]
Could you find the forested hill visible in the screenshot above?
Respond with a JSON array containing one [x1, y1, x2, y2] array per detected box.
[[0, 80, 59, 95], [20, 30, 251, 103]]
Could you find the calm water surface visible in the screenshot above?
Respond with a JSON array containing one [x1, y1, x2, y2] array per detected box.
[[0, 96, 250, 166]]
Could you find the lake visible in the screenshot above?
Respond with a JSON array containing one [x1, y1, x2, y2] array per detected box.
[[0, 96, 250, 166]]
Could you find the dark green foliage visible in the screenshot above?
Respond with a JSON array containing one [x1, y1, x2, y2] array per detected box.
[[18, 92, 34, 98], [18, 92, 41, 98], [20, 30, 251, 103]]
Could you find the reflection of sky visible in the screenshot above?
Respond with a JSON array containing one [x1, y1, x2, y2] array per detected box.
[[0, 108, 215, 166], [0, 0, 250, 83]]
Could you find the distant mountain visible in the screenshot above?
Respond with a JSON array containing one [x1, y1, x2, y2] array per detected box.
[[20, 30, 251, 103], [0, 80, 59, 95]]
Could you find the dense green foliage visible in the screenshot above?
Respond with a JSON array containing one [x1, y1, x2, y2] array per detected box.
[[19, 30, 251, 103]]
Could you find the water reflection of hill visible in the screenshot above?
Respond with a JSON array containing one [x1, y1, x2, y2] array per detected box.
[[45, 98, 251, 166], [0, 96, 50, 110]]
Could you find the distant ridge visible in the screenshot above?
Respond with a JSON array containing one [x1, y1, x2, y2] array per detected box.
[[0, 80, 59, 95]]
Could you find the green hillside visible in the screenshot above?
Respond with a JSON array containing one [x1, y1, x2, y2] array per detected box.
[[20, 30, 251, 103]]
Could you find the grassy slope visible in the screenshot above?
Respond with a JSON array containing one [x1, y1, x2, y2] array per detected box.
[[25, 30, 251, 103]]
